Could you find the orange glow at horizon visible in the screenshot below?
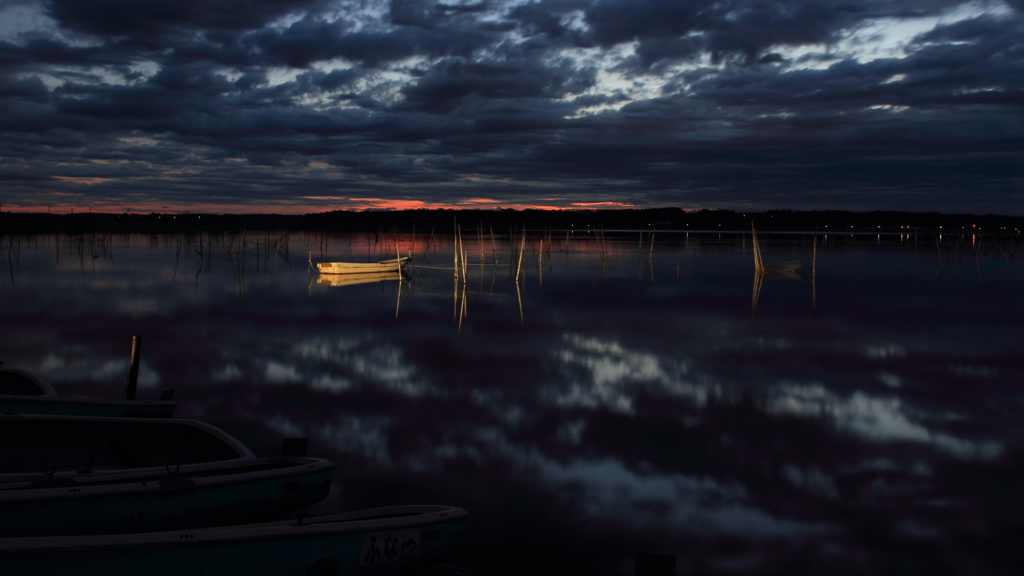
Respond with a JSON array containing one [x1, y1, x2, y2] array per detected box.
[[571, 201, 636, 208], [52, 176, 115, 185], [2, 197, 647, 215], [342, 197, 630, 211]]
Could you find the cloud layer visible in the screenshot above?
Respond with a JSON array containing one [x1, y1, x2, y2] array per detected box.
[[0, 0, 1022, 212]]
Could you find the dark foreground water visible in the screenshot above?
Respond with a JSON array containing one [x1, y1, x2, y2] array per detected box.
[[1, 230, 1022, 575]]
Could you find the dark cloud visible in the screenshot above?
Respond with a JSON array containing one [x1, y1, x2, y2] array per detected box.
[[509, 2, 569, 39], [585, 0, 968, 64], [0, 0, 1021, 212], [400, 56, 596, 112], [248, 14, 499, 67], [390, 0, 489, 28], [45, 0, 325, 37]]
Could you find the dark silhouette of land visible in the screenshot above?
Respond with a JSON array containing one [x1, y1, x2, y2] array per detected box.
[[1, 208, 1021, 234]]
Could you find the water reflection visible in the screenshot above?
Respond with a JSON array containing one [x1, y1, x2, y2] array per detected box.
[[0, 230, 1022, 574], [750, 225, 817, 318]]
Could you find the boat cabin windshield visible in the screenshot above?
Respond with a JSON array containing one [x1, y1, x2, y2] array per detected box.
[[0, 418, 248, 473], [0, 372, 46, 396]]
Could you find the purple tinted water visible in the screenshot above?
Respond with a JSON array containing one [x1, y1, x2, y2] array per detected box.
[[1, 231, 1021, 575]]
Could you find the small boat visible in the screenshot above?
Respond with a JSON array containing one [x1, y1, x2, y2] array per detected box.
[[0, 414, 334, 537], [317, 256, 409, 275], [317, 269, 406, 287], [0, 504, 467, 576], [0, 367, 175, 418]]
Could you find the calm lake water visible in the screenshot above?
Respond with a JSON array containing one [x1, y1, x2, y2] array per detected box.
[[1, 230, 1021, 575]]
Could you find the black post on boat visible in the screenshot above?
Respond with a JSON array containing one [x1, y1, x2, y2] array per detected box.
[[126, 335, 142, 400]]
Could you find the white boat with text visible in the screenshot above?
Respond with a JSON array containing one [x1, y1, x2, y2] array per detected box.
[[0, 504, 467, 576]]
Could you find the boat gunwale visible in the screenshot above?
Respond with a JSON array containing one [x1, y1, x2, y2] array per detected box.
[[0, 457, 333, 502]]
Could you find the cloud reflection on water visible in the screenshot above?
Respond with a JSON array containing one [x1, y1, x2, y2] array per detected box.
[[0, 231, 1021, 574]]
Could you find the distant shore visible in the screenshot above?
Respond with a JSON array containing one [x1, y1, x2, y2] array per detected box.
[[0, 208, 1021, 234]]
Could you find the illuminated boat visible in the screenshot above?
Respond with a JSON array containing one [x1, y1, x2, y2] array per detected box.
[[316, 256, 409, 275], [0, 414, 333, 537], [0, 504, 467, 576], [0, 367, 175, 418], [317, 269, 406, 287]]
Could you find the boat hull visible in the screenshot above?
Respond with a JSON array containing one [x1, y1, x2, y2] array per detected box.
[[0, 457, 334, 537], [317, 270, 405, 286], [317, 257, 408, 275], [0, 505, 467, 576]]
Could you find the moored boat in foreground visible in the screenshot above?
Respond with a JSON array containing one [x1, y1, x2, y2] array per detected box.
[[0, 413, 334, 537], [0, 367, 175, 418], [0, 504, 467, 576], [0, 455, 334, 537], [0, 413, 252, 478], [317, 256, 409, 275]]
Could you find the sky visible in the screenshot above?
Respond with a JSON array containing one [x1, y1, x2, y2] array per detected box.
[[0, 0, 1022, 214]]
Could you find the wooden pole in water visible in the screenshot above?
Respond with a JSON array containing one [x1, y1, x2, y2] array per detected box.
[[812, 226, 818, 275], [751, 222, 764, 272], [478, 221, 484, 263], [453, 218, 460, 281], [126, 335, 142, 400], [458, 224, 468, 281], [489, 225, 497, 264], [515, 225, 526, 281], [515, 276, 524, 322], [812, 226, 818, 319], [395, 268, 402, 319]]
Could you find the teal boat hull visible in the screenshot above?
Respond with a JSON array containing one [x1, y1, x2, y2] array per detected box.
[[0, 457, 334, 537], [0, 505, 467, 576]]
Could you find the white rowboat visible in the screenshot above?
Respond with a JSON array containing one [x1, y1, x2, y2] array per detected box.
[[316, 257, 409, 275]]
